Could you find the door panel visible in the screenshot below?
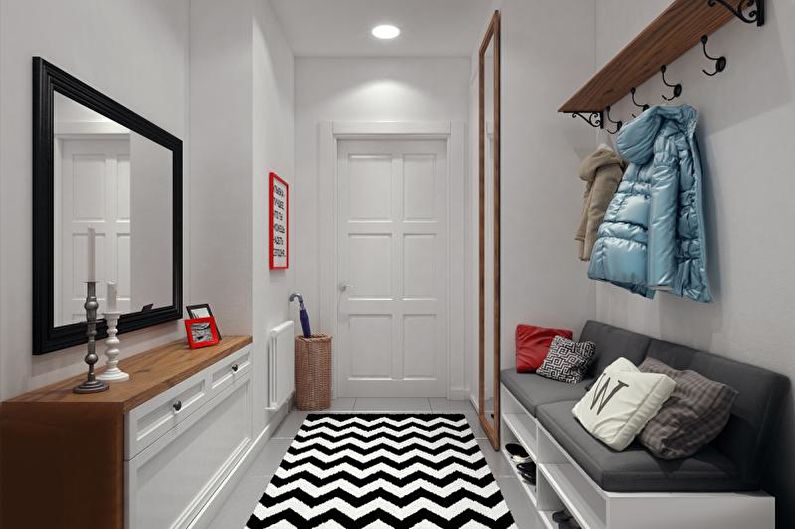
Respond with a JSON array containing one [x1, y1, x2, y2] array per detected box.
[[337, 139, 447, 397], [349, 315, 393, 378], [403, 154, 436, 220], [348, 155, 392, 220], [403, 315, 437, 378], [403, 234, 436, 298], [348, 235, 392, 298]]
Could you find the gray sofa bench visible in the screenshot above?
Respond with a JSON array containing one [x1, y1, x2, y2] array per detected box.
[[500, 321, 789, 493]]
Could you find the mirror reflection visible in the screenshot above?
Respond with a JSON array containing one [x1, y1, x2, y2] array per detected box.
[[478, 10, 500, 449], [53, 92, 173, 325], [482, 36, 496, 422]]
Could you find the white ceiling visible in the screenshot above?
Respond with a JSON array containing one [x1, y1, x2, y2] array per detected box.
[[269, 0, 492, 57]]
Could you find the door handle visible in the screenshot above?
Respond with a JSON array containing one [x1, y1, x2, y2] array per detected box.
[[339, 282, 352, 292]]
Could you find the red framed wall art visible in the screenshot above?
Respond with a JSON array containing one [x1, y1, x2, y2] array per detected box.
[[269, 172, 289, 269]]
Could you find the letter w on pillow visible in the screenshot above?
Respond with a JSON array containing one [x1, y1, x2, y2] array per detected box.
[[590, 375, 629, 415]]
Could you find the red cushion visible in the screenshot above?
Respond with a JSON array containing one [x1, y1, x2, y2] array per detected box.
[[515, 324, 574, 373]]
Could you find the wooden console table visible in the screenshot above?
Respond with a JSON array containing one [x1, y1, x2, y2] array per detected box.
[[0, 335, 253, 529]]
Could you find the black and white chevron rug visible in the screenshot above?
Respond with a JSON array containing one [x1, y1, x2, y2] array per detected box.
[[245, 413, 516, 528]]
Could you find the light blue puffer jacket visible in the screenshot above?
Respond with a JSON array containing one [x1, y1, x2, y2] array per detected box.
[[588, 105, 712, 302]]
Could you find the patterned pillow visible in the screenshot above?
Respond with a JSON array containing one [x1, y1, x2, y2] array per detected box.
[[537, 336, 597, 384], [572, 357, 677, 451], [638, 357, 738, 460]]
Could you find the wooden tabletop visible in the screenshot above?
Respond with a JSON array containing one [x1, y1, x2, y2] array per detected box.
[[6, 336, 252, 411]]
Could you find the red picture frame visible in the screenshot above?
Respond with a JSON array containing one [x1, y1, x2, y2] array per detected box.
[[269, 172, 289, 269], [184, 317, 220, 349]]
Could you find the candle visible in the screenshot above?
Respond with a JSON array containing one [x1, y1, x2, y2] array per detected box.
[[87, 227, 96, 282], [107, 281, 118, 312]]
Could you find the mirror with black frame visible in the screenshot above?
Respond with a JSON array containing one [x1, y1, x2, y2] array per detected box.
[[33, 58, 182, 354], [478, 11, 501, 450]]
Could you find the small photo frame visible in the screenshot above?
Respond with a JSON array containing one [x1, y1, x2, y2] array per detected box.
[[184, 317, 220, 349], [186, 303, 221, 339]]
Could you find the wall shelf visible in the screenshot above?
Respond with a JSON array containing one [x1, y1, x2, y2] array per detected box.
[[559, 0, 763, 114]]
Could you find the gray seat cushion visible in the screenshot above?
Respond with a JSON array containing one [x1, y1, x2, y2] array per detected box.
[[579, 320, 651, 376], [500, 369, 592, 416], [536, 400, 751, 492]]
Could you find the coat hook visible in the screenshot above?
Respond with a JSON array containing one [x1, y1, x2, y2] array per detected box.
[[701, 35, 727, 77], [605, 106, 622, 134], [660, 65, 683, 101], [631, 88, 650, 118]]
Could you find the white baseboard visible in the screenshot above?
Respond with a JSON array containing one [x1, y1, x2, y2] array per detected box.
[[469, 392, 478, 412], [446, 387, 471, 400], [188, 400, 291, 528]]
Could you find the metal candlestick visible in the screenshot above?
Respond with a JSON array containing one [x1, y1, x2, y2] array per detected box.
[[97, 311, 129, 382], [74, 281, 109, 394]]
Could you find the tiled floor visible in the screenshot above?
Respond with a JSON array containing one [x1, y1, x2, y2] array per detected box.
[[207, 398, 542, 528]]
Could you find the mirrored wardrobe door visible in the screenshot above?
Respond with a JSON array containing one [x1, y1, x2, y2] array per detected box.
[[478, 10, 501, 451]]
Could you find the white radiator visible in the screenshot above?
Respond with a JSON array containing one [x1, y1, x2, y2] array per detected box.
[[267, 320, 295, 410]]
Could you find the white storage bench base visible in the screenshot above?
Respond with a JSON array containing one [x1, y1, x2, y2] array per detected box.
[[500, 384, 775, 529]]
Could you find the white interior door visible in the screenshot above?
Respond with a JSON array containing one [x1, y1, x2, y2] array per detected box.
[[337, 139, 448, 397], [56, 138, 131, 323]]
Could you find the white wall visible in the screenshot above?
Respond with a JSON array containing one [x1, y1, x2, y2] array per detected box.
[[467, 0, 598, 397], [252, 0, 295, 432], [191, 0, 295, 435], [0, 0, 190, 400], [294, 57, 470, 396], [190, 0, 254, 335], [593, 2, 795, 526]]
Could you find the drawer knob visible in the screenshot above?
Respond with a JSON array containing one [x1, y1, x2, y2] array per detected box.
[[232, 364, 239, 372], [173, 400, 182, 412]]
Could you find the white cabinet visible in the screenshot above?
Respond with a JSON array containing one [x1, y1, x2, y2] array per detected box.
[[125, 345, 253, 529], [500, 383, 775, 529]]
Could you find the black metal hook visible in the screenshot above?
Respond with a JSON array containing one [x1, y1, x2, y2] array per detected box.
[[570, 112, 602, 129], [707, 0, 764, 26], [701, 35, 727, 77], [605, 106, 622, 134], [631, 88, 650, 118], [660, 66, 683, 101]]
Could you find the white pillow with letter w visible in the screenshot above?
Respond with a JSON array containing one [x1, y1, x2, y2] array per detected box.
[[572, 357, 676, 451]]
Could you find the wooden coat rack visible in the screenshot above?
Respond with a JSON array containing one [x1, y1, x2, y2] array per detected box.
[[559, 0, 765, 131]]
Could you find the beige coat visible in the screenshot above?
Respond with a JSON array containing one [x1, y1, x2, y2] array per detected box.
[[576, 147, 626, 261]]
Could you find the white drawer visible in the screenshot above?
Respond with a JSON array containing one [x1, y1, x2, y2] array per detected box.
[[207, 345, 252, 398], [126, 371, 208, 459], [126, 371, 253, 529], [125, 344, 252, 460]]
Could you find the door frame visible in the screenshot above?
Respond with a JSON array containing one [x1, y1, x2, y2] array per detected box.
[[318, 121, 467, 400]]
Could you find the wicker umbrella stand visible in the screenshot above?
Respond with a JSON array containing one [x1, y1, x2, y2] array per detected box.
[[294, 334, 332, 411]]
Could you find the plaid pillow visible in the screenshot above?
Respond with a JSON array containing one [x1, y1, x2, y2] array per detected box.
[[638, 357, 738, 460], [537, 336, 596, 384]]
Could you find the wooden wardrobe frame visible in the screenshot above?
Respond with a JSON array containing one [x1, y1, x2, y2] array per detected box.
[[478, 10, 501, 451]]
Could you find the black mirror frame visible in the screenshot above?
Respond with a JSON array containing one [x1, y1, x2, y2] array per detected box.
[[32, 57, 183, 354]]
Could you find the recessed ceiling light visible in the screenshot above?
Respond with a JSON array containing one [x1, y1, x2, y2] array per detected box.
[[372, 24, 401, 40]]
